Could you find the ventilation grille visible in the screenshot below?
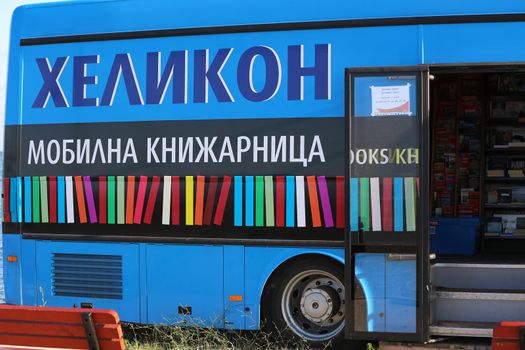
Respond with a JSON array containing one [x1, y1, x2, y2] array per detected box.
[[52, 253, 123, 300]]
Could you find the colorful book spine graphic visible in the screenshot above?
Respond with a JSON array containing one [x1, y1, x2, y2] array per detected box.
[[108, 176, 116, 224], [382, 178, 393, 231], [99, 176, 107, 224], [307, 176, 322, 228], [285, 176, 295, 227], [295, 176, 306, 228], [336, 176, 345, 229], [6, 175, 413, 231], [234, 176, 243, 227], [370, 177, 381, 231], [144, 176, 160, 224], [171, 176, 180, 225], [134, 176, 147, 224], [194, 176, 205, 225], [24, 177, 31, 223], [65, 176, 74, 223], [162, 176, 171, 225], [49, 176, 57, 223], [116, 176, 125, 224], [57, 176, 66, 223], [185, 176, 194, 226], [74, 176, 87, 224], [245, 176, 254, 227], [203, 176, 218, 225], [84, 176, 98, 224], [214, 176, 231, 225], [126, 176, 135, 224]]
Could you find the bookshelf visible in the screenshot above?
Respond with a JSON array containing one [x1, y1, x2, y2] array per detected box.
[[483, 73, 525, 244]]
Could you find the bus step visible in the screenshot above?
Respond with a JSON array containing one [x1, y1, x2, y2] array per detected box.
[[432, 288, 525, 324], [429, 321, 496, 338]]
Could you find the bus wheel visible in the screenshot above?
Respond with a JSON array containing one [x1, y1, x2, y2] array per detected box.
[[262, 256, 347, 348]]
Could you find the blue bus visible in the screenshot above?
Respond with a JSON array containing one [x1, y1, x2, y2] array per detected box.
[[3, 0, 525, 347]]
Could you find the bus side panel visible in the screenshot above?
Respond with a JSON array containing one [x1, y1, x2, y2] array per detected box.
[[33, 240, 141, 321], [3, 234, 22, 305], [224, 245, 245, 329], [422, 22, 525, 64], [244, 247, 344, 330], [145, 244, 224, 327]]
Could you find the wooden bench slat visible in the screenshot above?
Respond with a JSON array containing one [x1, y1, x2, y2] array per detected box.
[[0, 306, 119, 324], [0, 335, 124, 350], [0, 321, 122, 339], [0, 305, 125, 350]]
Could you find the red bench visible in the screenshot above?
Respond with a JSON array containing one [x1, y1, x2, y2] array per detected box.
[[493, 321, 525, 350], [0, 305, 125, 350]]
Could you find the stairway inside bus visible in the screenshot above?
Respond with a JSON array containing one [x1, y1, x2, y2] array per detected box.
[[429, 68, 525, 338]]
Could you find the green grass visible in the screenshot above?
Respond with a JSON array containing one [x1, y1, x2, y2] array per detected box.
[[123, 323, 316, 350]]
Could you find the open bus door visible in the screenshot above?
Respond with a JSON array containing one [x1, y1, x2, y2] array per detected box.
[[344, 66, 431, 343]]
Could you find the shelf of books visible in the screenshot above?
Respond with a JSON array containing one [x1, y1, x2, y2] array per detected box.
[[431, 75, 482, 218], [484, 73, 525, 240]]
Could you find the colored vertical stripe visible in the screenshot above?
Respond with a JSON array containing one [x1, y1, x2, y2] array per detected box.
[[255, 176, 264, 227], [275, 176, 285, 227], [117, 176, 125, 224], [404, 177, 416, 232], [416, 177, 420, 195], [83, 176, 98, 224], [49, 176, 57, 223], [171, 176, 180, 225], [99, 176, 107, 224], [74, 176, 86, 224], [144, 176, 161, 224], [133, 176, 147, 224], [286, 176, 295, 227], [382, 178, 393, 231], [394, 177, 404, 232], [32, 177, 40, 223], [57, 176, 65, 223], [336, 176, 345, 229], [162, 176, 171, 225], [318, 176, 334, 228], [307, 176, 322, 228], [245, 176, 254, 227], [17, 177, 22, 223], [370, 177, 381, 231], [3, 179, 10, 223], [40, 176, 49, 223], [195, 176, 205, 225], [185, 176, 194, 225], [10, 178, 17, 223], [24, 177, 32, 223], [126, 176, 135, 224], [65, 176, 74, 223], [359, 178, 370, 231], [213, 176, 231, 225], [107, 176, 116, 224], [234, 176, 243, 226], [265, 176, 275, 227], [295, 176, 305, 228], [203, 176, 218, 225], [349, 178, 358, 231]]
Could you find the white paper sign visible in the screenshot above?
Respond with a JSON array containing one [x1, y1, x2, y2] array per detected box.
[[370, 83, 412, 116]]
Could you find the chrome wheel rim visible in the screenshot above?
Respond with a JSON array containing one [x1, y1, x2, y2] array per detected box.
[[281, 269, 345, 342]]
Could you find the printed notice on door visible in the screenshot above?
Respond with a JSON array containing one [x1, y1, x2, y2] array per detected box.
[[370, 83, 412, 116]]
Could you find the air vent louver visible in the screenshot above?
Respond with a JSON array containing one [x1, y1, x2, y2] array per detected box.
[[52, 253, 123, 300]]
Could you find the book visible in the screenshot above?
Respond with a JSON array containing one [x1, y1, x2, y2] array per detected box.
[[486, 217, 502, 236], [508, 169, 525, 177], [487, 169, 505, 177], [498, 188, 513, 203]]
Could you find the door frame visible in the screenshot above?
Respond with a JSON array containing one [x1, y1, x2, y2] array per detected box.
[[344, 65, 430, 343]]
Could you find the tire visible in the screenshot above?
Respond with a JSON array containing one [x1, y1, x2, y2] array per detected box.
[[262, 255, 356, 349]]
